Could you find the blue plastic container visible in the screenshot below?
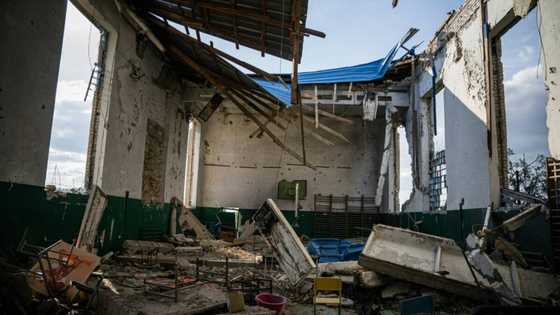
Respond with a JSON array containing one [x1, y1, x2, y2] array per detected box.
[[307, 238, 364, 263]]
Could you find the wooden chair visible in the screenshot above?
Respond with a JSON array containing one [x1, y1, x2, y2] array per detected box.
[[313, 276, 342, 315]]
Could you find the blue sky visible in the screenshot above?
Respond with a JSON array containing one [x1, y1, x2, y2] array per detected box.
[[47, 1, 547, 208]]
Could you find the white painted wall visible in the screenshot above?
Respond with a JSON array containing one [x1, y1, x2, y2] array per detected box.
[[406, 0, 492, 211], [197, 101, 388, 211]]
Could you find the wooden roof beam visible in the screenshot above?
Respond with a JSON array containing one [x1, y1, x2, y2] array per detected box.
[[145, 13, 278, 82], [161, 0, 325, 38], [146, 4, 286, 58]]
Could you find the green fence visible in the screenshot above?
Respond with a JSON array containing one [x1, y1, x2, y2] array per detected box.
[[0, 182, 175, 256], [0, 181, 552, 260]]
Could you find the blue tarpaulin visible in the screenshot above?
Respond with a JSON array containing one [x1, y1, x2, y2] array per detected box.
[[252, 43, 401, 107]]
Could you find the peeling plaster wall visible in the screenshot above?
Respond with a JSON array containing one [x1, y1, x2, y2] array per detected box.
[[403, 97, 433, 211], [78, 0, 189, 201], [197, 102, 388, 211], [0, 0, 67, 186]]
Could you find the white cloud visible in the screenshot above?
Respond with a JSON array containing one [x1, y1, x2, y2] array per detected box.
[[55, 80, 90, 103], [517, 45, 535, 63], [45, 3, 98, 188], [45, 149, 87, 188], [504, 65, 549, 157]]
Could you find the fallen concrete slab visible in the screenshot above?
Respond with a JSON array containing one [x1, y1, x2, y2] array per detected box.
[[178, 204, 214, 240], [250, 199, 316, 287], [358, 225, 560, 301]]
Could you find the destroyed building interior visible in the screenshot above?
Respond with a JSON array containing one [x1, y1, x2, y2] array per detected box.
[[1, 0, 560, 314]]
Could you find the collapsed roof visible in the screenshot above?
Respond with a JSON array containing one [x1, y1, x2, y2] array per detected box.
[[131, 0, 324, 61]]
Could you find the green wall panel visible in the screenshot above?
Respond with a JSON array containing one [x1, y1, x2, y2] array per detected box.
[[0, 181, 552, 261]]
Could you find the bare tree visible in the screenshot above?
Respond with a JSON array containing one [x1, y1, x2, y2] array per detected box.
[[507, 148, 547, 199]]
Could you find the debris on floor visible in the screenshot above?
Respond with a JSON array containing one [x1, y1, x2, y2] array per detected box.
[[3, 200, 560, 315]]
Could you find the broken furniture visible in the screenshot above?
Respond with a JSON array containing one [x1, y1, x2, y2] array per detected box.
[[214, 207, 243, 241], [358, 224, 560, 301], [313, 277, 343, 315], [143, 273, 198, 302], [22, 240, 101, 302]]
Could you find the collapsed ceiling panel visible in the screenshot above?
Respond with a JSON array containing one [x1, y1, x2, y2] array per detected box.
[[131, 0, 324, 60]]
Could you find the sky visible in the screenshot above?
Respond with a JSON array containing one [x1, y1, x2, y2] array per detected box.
[[47, 1, 548, 208]]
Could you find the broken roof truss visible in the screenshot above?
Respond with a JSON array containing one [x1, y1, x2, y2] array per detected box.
[[131, 0, 325, 60]]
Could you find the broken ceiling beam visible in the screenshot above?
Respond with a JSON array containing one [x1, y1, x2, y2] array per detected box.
[[197, 93, 224, 121], [161, 0, 325, 38], [228, 91, 316, 170], [236, 88, 283, 116], [302, 104, 353, 124], [301, 114, 351, 144], [165, 43, 315, 169], [231, 89, 287, 131], [358, 225, 560, 301], [137, 0, 319, 60], [114, 0, 166, 53], [144, 14, 279, 83], [291, 0, 307, 165]]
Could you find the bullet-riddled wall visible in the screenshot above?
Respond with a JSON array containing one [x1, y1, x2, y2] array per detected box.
[[72, 0, 190, 202], [197, 101, 388, 211]]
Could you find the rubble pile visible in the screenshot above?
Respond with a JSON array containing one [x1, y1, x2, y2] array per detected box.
[[2, 200, 559, 315]]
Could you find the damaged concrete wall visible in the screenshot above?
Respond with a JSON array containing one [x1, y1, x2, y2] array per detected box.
[[75, 0, 189, 202], [431, 0, 491, 211], [0, 0, 68, 186], [197, 101, 388, 211], [404, 0, 559, 211], [406, 0, 492, 211]]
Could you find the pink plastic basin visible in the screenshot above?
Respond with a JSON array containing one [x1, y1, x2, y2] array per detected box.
[[255, 292, 288, 312]]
